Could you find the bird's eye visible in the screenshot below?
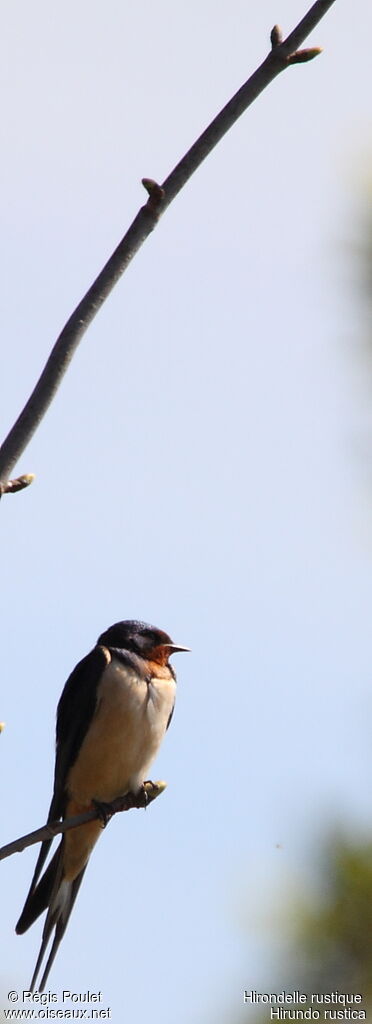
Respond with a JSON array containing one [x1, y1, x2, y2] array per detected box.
[[133, 632, 154, 652]]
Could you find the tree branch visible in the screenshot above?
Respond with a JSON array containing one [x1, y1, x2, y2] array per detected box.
[[0, 0, 336, 487], [0, 780, 167, 862]]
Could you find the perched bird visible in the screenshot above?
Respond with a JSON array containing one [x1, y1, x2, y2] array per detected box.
[[16, 619, 189, 991]]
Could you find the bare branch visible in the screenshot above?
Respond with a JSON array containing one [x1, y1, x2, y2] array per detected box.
[[0, 780, 167, 862], [0, 0, 336, 487]]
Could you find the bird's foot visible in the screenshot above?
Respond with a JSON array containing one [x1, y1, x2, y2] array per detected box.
[[141, 780, 157, 808], [92, 798, 114, 828]]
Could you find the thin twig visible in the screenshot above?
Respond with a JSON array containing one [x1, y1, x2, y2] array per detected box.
[[0, 473, 35, 498], [0, 780, 167, 862], [0, 0, 336, 487]]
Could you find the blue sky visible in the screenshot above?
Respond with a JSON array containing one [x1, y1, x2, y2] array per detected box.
[[1, 2, 372, 1022]]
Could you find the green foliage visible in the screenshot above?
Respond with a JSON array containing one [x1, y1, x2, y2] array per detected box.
[[291, 836, 372, 998]]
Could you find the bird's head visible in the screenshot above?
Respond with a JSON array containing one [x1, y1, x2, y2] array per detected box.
[[97, 620, 190, 666]]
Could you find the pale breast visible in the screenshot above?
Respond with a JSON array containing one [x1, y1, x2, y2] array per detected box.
[[66, 656, 176, 805]]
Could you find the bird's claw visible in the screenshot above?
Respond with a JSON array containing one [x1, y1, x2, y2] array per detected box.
[[92, 798, 114, 828], [141, 780, 157, 808]]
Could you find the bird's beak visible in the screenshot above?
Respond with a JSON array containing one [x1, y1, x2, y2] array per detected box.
[[164, 643, 191, 653]]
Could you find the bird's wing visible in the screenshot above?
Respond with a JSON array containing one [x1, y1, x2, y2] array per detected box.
[[53, 644, 111, 808], [16, 645, 110, 934]]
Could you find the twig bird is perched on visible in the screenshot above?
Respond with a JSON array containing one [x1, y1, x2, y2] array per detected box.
[[16, 620, 189, 990]]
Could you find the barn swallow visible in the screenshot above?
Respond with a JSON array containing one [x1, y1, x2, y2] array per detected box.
[[16, 620, 189, 991]]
